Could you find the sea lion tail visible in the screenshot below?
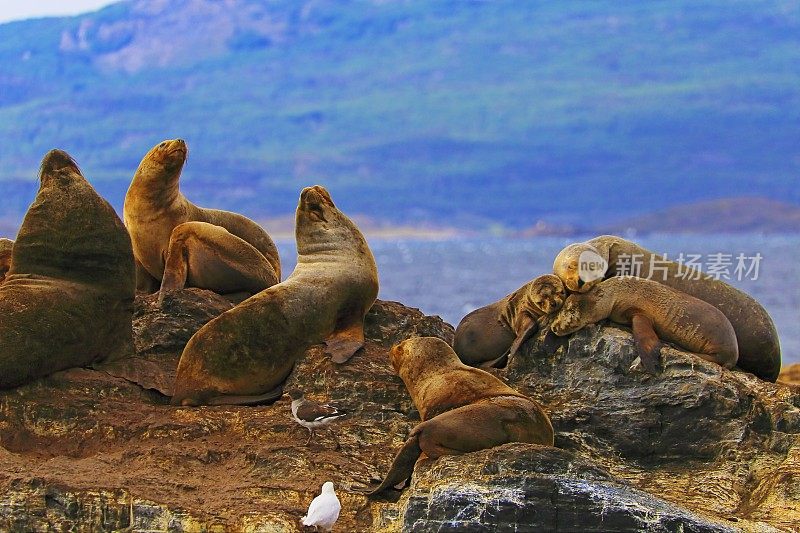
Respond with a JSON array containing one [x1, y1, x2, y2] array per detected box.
[[367, 425, 424, 498]]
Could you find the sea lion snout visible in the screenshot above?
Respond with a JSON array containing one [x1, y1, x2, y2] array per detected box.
[[300, 185, 334, 208], [148, 139, 188, 167], [299, 186, 335, 222], [39, 149, 80, 180], [531, 274, 566, 315]]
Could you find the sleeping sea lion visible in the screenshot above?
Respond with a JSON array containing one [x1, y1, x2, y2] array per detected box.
[[553, 235, 781, 381], [454, 274, 566, 367], [550, 277, 739, 373]]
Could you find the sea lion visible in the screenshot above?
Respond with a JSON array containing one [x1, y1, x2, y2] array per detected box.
[[0, 150, 135, 389], [553, 235, 781, 382], [368, 337, 554, 495], [551, 276, 739, 373], [454, 274, 566, 367], [0, 238, 12, 283], [171, 185, 379, 406], [123, 139, 281, 299]]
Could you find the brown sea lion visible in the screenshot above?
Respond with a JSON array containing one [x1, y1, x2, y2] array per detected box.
[[170, 185, 379, 406], [553, 235, 781, 381], [550, 277, 739, 373], [123, 139, 280, 299], [368, 337, 554, 496], [453, 274, 566, 367], [0, 150, 135, 389], [0, 238, 12, 283]]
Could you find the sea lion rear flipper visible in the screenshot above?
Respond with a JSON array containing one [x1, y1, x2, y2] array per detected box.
[[207, 385, 285, 406], [631, 313, 662, 374], [366, 427, 423, 498], [325, 321, 366, 364]]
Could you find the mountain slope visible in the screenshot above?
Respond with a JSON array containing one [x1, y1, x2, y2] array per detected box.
[[0, 0, 799, 230]]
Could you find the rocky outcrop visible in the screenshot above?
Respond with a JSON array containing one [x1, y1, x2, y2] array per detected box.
[[0, 292, 797, 531], [502, 325, 800, 532], [377, 445, 738, 532]]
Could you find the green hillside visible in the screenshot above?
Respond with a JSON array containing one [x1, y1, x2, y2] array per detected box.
[[0, 0, 798, 231]]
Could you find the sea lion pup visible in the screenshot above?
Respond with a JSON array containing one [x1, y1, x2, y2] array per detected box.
[[454, 274, 565, 367], [0, 238, 12, 283], [368, 337, 554, 496], [170, 185, 379, 406], [123, 139, 280, 299], [550, 277, 739, 374], [553, 235, 781, 382], [0, 150, 135, 389]]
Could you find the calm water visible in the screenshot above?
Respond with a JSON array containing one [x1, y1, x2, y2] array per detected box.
[[276, 235, 800, 365]]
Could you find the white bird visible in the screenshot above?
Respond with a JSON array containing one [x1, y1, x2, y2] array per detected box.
[[302, 481, 341, 532], [287, 388, 346, 445]]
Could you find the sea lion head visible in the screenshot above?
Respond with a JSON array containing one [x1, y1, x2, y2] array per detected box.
[[134, 139, 188, 184], [526, 274, 566, 315], [550, 292, 594, 336], [296, 185, 371, 257], [553, 242, 608, 293], [38, 149, 82, 189], [390, 337, 458, 376], [298, 185, 335, 222]]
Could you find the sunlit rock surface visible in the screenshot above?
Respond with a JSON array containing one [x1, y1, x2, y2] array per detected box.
[[0, 292, 797, 531]]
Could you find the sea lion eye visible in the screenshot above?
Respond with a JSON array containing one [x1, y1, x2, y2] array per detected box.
[[159, 142, 167, 149]]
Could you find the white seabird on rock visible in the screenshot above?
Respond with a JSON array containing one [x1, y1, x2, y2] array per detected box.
[[302, 481, 341, 531]]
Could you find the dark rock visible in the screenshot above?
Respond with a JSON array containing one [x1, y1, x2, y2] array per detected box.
[[382, 444, 737, 532], [500, 323, 800, 531], [132, 288, 234, 354], [365, 300, 454, 348]]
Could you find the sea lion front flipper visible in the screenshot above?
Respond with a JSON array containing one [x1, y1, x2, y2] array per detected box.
[[158, 229, 191, 305], [631, 313, 662, 374], [508, 315, 539, 359], [325, 321, 366, 364], [207, 385, 285, 406]]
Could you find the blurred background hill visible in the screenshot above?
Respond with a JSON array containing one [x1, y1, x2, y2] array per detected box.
[[0, 0, 799, 234]]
